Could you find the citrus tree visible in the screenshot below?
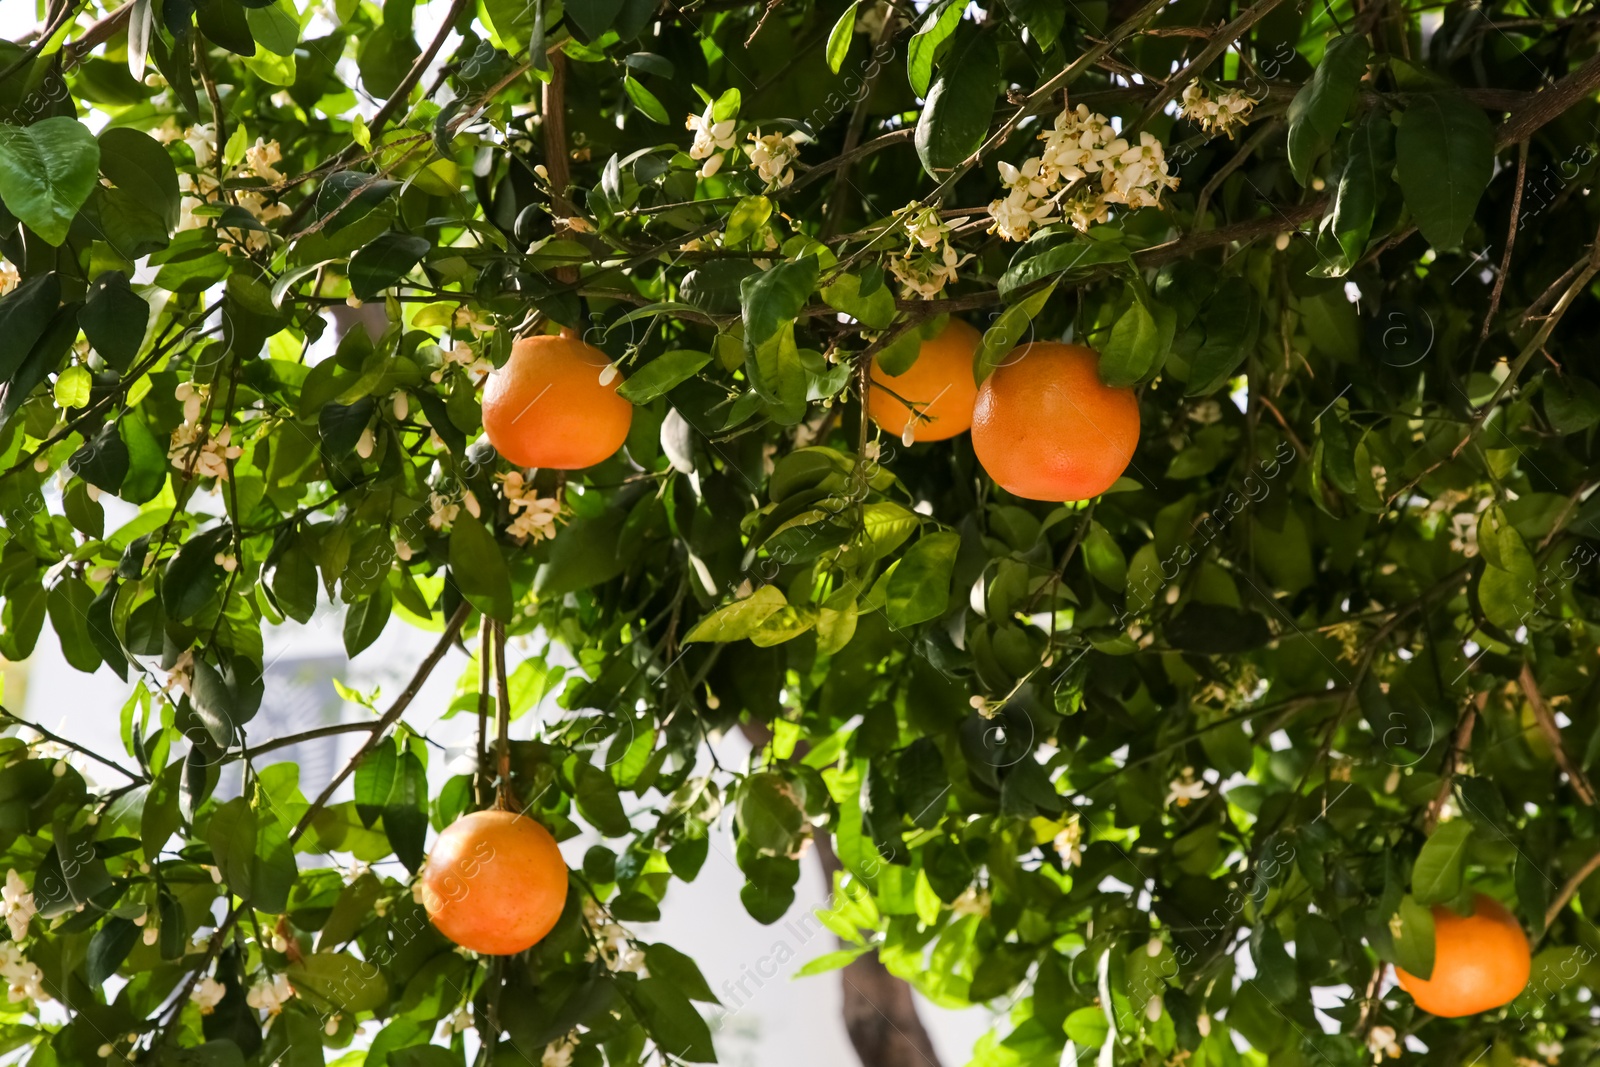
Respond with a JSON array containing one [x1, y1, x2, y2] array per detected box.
[[2, 0, 1600, 1065]]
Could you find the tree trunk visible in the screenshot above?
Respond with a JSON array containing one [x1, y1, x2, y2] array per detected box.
[[737, 722, 944, 1067], [811, 832, 945, 1067]]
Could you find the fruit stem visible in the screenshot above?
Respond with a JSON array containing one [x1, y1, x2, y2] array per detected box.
[[493, 619, 516, 811], [476, 619, 493, 807]]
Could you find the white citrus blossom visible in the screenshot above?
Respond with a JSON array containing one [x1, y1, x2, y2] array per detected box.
[[1, 870, 34, 942], [1101, 131, 1180, 209], [245, 973, 294, 1015], [501, 472, 564, 543], [431, 340, 492, 383], [427, 492, 461, 531], [582, 898, 648, 975], [0, 258, 18, 297], [890, 241, 970, 299], [190, 976, 226, 1014], [168, 423, 242, 480], [1180, 82, 1255, 138], [1165, 766, 1207, 808], [745, 129, 803, 189], [1366, 1024, 1401, 1060], [987, 187, 1056, 242], [1051, 817, 1084, 868], [686, 103, 737, 179], [183, 123, 216, 168], [0, 942, 48, 1004], [541, 1033, 579, 1067], [243, 137, 284, 182], [989, 103, 1179, 241]]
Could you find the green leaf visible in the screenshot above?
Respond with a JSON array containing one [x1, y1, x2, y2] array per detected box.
[[0, 117, 101, 245], [87, 917, 140, 986], [885, 531, 960, 627], [574, 758, 631, 836], [348, 231, 430, 300], [1185, 276, 1258, 396], [623, 74, 670, 123], [98, 126, 180, 231], [1325, 112, 1394, 271], [1285, 34, 1369, 185], [616, 350, 711, 404], [288, 952, 390, 1013], [1064, 1005, 1109, 1048], [246, 0, 299, 56], [1393, 895, 1436, 980], [1411, 820, 1473, 905], [351, 741, 396, 837], [915, 30, 999, 178], [826, 1, 858, 73], [795, 945, 872, 977], [821, 271, 896, 330], [974, 280, 1055, 384], [907, 1, 964, 98], [1395, 91, 1495, 251], [737, 772, 803, 853], [1099, 296, 1169, 387], [685, 585, 788, 642], [207, 797, 258, 895], [997, 236, 1130, 299], [634, 977, 716, 1063], [79, 271, 151, 371], [382, 750, 427, 871], [53, 364, 91, 409], [449, 513, 512, 622], [343, 584, 392, 656], [644, 943, 720, 1003], [47, 577, 102, 673]]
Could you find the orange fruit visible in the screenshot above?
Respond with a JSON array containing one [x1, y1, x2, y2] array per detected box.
[[868, 319, 981, 442], [1395, 894, 1530, 1017], [482, 329, 632, 469], [420, 810, 569, 955], [970, 342, 1139, 501]]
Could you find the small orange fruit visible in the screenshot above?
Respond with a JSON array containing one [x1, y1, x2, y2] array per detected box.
[[970, 342, 1139, 501], [482, 329, 632, 469], [420, 810, 568, 955], [868, 319, 981, 442], [1395, 894, 1530, 1017]]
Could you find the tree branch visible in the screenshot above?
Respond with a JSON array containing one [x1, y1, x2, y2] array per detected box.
[[1522, 661, 1597, 807], [287, 600, 471, 844]]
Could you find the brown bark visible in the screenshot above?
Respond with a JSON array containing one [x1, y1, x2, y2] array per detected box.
[[737, 722, 944, 1067], [812, 831, 945, 1067]]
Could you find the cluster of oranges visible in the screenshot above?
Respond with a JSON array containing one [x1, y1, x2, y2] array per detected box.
[[481, 319, 1142, 503], [865, 320, 1140, 502]]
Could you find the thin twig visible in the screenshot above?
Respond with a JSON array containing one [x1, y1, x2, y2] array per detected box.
[[288, 601, 471, 843], [0, 707, 144, 781], [1522, 661, 1597, 806], [1474, 140, 1528, 357], [368, 0, 469, 141], [1545, 849, 1600, 933], [477, 620, 492, 807], [1423, 695, 1480, 833]]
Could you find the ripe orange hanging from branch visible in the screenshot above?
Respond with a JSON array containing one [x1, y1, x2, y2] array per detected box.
[[867, 318, 981, 443], [482, 329, 632, 469], [1394, 894, 1530, 1017], [420, 810, 569, 955], [970, 342, 1140, 502]]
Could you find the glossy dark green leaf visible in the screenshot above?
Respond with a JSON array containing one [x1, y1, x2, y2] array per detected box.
[[1395, 91, 1496, 251], [914, 29, 999, 178], [448, 513, 512, 621], [0, 117, 101, 245], [1285, 34, 1369, 184]]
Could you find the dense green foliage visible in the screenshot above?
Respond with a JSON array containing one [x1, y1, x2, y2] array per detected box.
[[3, 0, 1600, 1065]]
